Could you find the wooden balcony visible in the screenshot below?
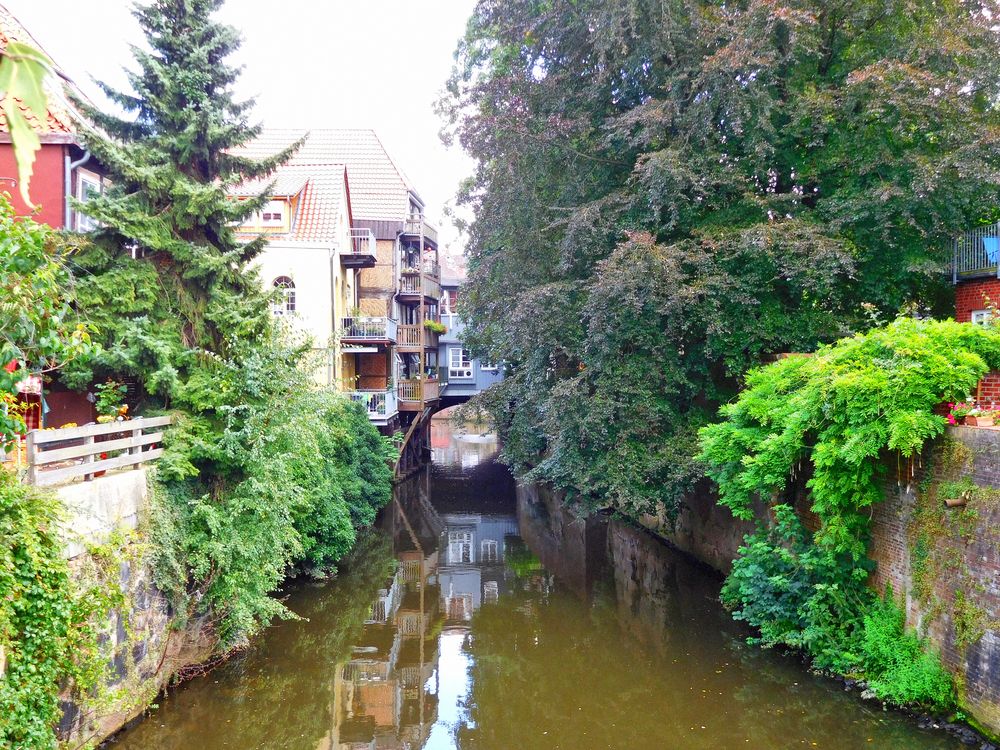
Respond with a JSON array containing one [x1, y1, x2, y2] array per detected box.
[[954, 222, 1000, 281], [340, 316, 397, 345], [397, 324, 440, 351], [397, 378, 440, 410], [340, 228, 377, 268]]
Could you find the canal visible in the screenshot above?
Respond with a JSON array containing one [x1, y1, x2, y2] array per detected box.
[[109, 418, 963, 749]]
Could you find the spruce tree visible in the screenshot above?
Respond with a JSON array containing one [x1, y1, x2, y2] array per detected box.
[[71, 0, 299, 364]]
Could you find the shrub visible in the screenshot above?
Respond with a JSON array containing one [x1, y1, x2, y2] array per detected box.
[[862, 593, 954, 710]]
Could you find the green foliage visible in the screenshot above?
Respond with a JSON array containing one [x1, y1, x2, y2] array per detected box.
[[57, 0, 393, 648], [700, 318, 1000, 559], [146, 337, 393, 646], [0, 197, 95, 446], [862, 593, 954, 710], [0, 472, 110, 749], [0, 42, 50, 206], [94, 379, 128, 418], [423, 319, 447, 334], [721, 505, 867, 674], [443, 0, 1000, 520], [702, 319, 993, 709]]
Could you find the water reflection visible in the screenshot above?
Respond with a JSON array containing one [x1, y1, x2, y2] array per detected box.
[[110, 419, 962, 750]]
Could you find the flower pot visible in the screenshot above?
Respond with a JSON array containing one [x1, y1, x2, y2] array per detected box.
[[966, 415, 994, 427]]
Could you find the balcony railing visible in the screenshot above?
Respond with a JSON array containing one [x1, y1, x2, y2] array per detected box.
[[349, 228, 376, 256], [397, 324, 439, 349], [346, 388, 398, 420], [954, 222, 1000, 281], [397, 378, 440, 403], [402, 218, 438, 245], [340, 316, 397, 342], [398, 273, 442, 300]]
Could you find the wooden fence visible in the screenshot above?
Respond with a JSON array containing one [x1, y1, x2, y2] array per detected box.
[[26, 416, 172, 487]]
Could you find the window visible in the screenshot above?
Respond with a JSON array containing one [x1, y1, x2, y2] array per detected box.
[[483, 581, 499, 604], [272, 276, 295, 316], [448, 531, 473, 564], [261, 200, 286, 227], [480, 361, 498, 372], [481, 539, 498, 563], [449, 348, 473, 379], [76, 174, 102, 232], [446, 594, 473, 621], [971, 309, 993, 326]]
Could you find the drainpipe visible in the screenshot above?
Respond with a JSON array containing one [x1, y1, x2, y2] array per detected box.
[[64, 149, 91, 229]]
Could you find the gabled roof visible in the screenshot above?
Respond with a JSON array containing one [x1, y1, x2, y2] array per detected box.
[[237, 129, 421, 222], [0, 4, 79, 137], [233, 162, 351, 245]]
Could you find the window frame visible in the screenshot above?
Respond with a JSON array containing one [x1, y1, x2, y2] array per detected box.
[[75, 173, 103, 232], [272, 276, 296, 316], [448, 347, 473, 380], [261, 200, 286, 228], [971, 309, 993, 326]]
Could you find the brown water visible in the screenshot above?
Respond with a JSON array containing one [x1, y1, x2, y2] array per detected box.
[[109, 421, 963, 750]]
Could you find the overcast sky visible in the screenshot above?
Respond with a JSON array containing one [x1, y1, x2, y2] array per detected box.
[[8, 0, 477, 261]]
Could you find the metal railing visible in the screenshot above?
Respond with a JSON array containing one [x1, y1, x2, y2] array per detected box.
[[347, 227, 376, 256], [402, 218, 439, 245], [398, 273, 442, 300], [340, 316, 397, 342], [346, 389, 398, 419], [954, 222, 1000, 281], [26, 416, 172, 486]]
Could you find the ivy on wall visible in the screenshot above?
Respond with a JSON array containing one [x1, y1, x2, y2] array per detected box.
[[0, 473, 113, 749], [699, 318, 1000, 709]]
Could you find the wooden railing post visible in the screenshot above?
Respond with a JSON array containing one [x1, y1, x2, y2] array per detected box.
[[25, 430, 37, 485], [82, 433, 95, 481], [131, 422, 143, 469]]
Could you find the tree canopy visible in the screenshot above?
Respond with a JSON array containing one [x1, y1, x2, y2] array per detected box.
[[443, 0, 1000, 517]]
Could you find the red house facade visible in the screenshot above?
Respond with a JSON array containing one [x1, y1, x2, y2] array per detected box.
[[953, 223, 1000, 323], [1, 5, 108, 429]]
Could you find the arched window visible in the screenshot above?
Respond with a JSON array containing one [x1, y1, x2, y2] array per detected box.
[[272, 276, 295, 316]]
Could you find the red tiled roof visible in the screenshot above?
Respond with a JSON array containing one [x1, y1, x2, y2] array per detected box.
[[236, 129, 420, 222], [233, 162, 350, 244], [0, 4, 78, 135]]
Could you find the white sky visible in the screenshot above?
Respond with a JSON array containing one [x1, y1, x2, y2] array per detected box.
[[7, 0, 477, 262]]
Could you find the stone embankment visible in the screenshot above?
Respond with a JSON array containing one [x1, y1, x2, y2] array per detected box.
[[638, 426, 1000, 738], [53, 469, 214, 747]]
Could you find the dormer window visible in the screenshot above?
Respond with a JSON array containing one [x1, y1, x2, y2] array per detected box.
[[261, 200, 286, 227]]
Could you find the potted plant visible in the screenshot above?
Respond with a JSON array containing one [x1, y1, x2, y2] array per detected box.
[[423, 319, 447, 335], [966, 408, 995, 427], [947, 400, 974, 425]]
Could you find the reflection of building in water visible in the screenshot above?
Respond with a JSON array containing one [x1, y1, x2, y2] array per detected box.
[[438, 511, 519, 627], [324, 472, 444, 750], [321, 462, 523, 750], [429, 415, 499, 469]]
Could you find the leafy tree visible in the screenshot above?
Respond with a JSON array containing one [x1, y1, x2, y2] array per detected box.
[[0, 198, 93, 447], [0, 42, 53, 205], [700, 318, 1000, 705], [62, 0, 389, 644], [442, 0, 1000, 519]]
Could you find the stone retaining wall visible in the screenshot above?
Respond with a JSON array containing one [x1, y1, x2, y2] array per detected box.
[[53, 470, 216, 747], [634, 426, 1000, 737]]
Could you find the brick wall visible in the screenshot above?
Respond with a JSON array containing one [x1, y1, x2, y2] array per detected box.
[[955, 278, 1000, 322], [868, 427, 1000, 735], [977, 371, 1000, 404]]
